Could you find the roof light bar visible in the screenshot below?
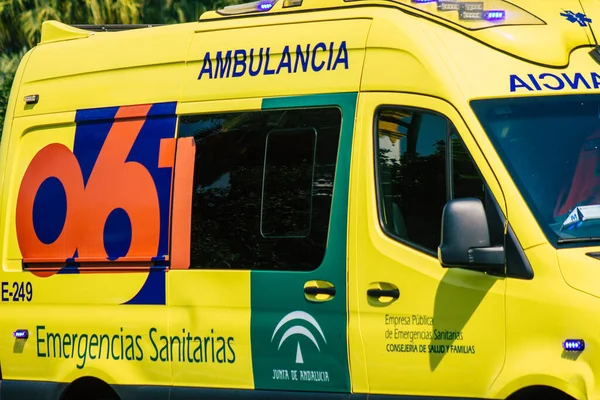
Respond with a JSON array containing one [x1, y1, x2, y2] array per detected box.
[[218, 0, 279, 15], [346, 0, 542, 30], [460, 2, 483, 12], [410, 0, 505, 21], [437, 0, 460, 10]]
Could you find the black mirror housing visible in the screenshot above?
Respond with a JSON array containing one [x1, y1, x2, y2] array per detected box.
[[438, 198, 504, 270]]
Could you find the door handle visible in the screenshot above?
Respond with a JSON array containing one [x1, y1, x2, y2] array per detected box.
[[304, 286, 336, 296], [304, 280, 336, 303], [367, 288, 400, 299], [367, 282, 400, 306]]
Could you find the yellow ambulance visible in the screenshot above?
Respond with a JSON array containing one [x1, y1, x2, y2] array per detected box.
[[2, 0, 600, 398]]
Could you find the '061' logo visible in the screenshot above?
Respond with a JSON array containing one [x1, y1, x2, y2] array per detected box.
[[15, 104, 177, 271]]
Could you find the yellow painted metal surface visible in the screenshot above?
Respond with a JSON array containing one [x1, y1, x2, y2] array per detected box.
[[3, 0, 600, 399]]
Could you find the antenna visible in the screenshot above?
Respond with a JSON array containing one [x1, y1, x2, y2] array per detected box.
[[579, 0, 600, 64], [579, 0, 599, 44]]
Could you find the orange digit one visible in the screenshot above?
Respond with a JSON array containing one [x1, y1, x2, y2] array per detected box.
[[77, 105, 161, 260], [16, 143, 85, 262]]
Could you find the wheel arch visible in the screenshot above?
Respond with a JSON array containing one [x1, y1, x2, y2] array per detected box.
[[59, 376, 120, 400]]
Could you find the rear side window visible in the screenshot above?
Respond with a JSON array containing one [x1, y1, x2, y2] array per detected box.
[[178, 108, 341, 271], [261, 127, 317, 238]]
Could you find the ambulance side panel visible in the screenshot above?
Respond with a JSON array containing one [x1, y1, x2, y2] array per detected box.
[[0, 22, 194, 400]]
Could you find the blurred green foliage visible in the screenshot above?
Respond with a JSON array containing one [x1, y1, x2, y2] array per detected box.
[[0, 0, 242, 133]]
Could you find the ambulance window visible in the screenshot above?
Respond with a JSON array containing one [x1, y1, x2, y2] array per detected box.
[[375, 107, 486, 255], [375, 107, 447, 253], [261, 128, 317, 238], [179, 107, 341, 271], [450, 129, 485, 202], [449, 130, 501, 244]]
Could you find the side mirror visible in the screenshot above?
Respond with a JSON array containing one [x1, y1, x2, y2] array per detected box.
[[438, 198, 504, 271]]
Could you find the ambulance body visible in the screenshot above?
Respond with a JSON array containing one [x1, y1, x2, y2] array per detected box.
[[0, 0, 599, 399]]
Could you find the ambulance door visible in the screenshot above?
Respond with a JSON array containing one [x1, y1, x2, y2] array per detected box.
[[349, 93, 506, 398], [166, 100, 256, 395], [168, 93, 356, 397]]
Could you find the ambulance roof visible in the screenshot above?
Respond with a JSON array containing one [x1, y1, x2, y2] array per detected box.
[[35, 0, 600, 74], [31, 0, 600, 83], [199, 0, 600, 67]]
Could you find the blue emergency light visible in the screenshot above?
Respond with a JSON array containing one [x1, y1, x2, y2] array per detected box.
[[257, 0, 276, 10], [563, 339, 585, 352], [485, 10, 506, 20], [13, 329, 29, 339]]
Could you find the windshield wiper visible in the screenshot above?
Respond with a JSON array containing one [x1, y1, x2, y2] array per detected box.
[[558, 237, 600, 244]]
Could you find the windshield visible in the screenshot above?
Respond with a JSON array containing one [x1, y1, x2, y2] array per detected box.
[[471, 94, 600, 245]]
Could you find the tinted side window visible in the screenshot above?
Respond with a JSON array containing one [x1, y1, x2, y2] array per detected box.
[[261, 128, 316, 238], [375, 108, 447, 252], [449, 129, 504, 245], [179, 108, 341, 271], [450, 129, 485, 202], [375, 108, 488, 254]]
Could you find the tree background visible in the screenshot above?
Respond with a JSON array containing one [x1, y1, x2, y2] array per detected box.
[[0, 0, 242, 131]]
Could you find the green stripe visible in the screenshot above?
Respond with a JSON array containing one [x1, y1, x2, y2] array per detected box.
[[251, 92, 357, 393], [263, 91, 358, 273], [261, 92, 359, 110]]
